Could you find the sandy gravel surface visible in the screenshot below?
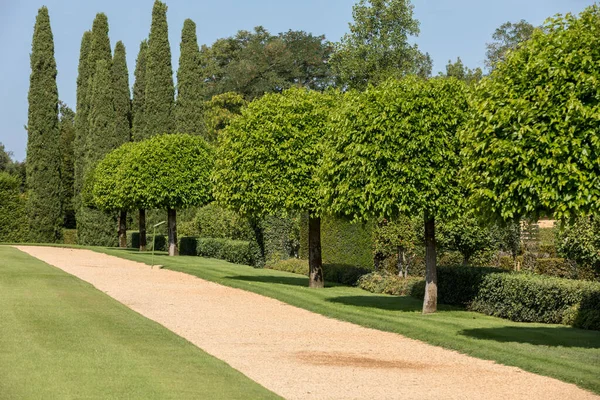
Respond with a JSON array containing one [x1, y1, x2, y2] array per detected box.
[[15, 246, 598, 400]]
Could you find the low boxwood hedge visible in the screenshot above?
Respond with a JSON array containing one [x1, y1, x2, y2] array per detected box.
[[196, 237, 261, 267], [127, 231, 166, 252], [266, 259, 370, 286]]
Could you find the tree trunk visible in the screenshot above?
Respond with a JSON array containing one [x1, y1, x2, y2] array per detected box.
[[139, 209, 147, 252], [167, 208, 178, 256], [308, 214, 324, 288], [422, 213, 438, 314], [462, 254, 471, 266], [398, 248, 408, 278], [118, 210, 127, 248]]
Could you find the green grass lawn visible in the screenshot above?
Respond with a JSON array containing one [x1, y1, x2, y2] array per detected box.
[[97, 247, 600, 395], [0, 246, 280, 399]]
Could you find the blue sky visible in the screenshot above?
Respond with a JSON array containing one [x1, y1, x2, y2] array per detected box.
[[0, 0, 594, 161]]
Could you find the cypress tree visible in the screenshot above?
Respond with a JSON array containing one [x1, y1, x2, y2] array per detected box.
[[132, 40, 148, 142], [112, 41, 131, 247], [74, 31, 92, 212], [26, 6, 62, 243], [144, 0, 175, 138], [176, 19, 204, 135], [59, 102, 76, 229], [131, 39, 149, 250], [77, 14, 115, 247], [78, 60, 118, 246]]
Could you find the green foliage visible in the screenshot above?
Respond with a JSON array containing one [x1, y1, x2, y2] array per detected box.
[[321, 77, 468, 222], [266, 258, 370, 285], [93, 134, 213, 212], [26, 6, 62, 243], [74, 31, 92, 209], [321, 216, 373, 269], [556, 218, 600, 272], [485, 19, 535, 71], [262, 213, 300, 263], [112, 41, 131, 146], [176, 19, 204, 136], [533, 258, 580, 280], [437, 214, 499, 265], [331, 0, 431, 89], [0, 173, 28, 242], [358, 272, 423, 296], [373, 215, 418, 274], [128, 231, 166, 251], [464, 6, 600, 221], [59, 102, 76, 228], [215, 87, 334, 217], [144, 0, 175, 138], [87, 13, 112, 76], [265, 258, 308, 274], [470, 273, 600, 330], [199, 27, 334, 100], [202, 93, 247, 142], [193, 203, 253, 240], [131, 40, 148, 142], [62, 229, 77, 245], [196, 238, 261, 266]]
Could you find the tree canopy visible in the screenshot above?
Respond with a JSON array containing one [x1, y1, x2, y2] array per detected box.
[[485, 19, 535, 71], [176, 19, 204, 136], [464, 5, 600, 222], [330, 0, 431, 90], [199, 27, 334, 100]]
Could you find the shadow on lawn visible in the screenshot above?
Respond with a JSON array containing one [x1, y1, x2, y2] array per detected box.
[[460, 326, 600, 348], [327, 296, 424, 312], [226, 275, 313, 287]]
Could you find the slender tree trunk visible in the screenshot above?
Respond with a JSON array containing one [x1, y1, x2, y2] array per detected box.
[[308, 214, 324, 288], [398, 248, 408, 278], [167, 208, 178, 256], [422, 213, 438, 314], [118, 210, 127, 248], [139, 209, 147, 252], [463, 254, 470, 266]]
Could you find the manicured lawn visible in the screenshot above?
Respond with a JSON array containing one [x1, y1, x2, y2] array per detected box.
[[99, 248, 600, 395], [0, 246, 279, 399]]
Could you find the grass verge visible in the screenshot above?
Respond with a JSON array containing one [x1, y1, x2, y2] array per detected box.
[[96, 247, 600, 395], [0, 246, 279, 400]]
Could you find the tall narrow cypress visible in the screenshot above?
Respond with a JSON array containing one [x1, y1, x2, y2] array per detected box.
[[144, 0, 175, 138], [77, 13, 116, 247], [112, 41, 131, 248], [132, 40, 148, 142], [26, 6, 62, 242], [74, 31, 92, 212], [176, 19, 204, 135], [59, 102, 76, 229], [132, 39, 149, 250]]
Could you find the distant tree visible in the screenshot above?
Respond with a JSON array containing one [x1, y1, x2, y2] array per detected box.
[[112, 41, 132, 248], [214, 88, 335, 287], [437, 214, 498, 266], [330, 0, 431, 90], [73, 30, 92, 212], [320, 77, 468, 312], [444, 57, 482, 85], [464, 6, 600, 222], [485, 20, 535, 71], [59, 102, 76, 229], [132, 40, 148, 142], [92, 134, 214, 256], [176, 19, 204, 136], [0, 143, 12, 173], [199, 27, 334, 100], [26, 6, 62, 243], [144, 0, 175, 138], [131, 39, 149, 250], [373, 215, 419, 277], [202, 92, 247, 142]]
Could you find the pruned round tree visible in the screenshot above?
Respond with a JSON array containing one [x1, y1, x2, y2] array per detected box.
[[464, 5, 600, 222], [320, 77, 468, 312], [214, 87, 335, 288], [92, 134, 214, 256]]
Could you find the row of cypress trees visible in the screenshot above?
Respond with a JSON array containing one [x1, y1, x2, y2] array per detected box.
[[27, 1, 205, 245]]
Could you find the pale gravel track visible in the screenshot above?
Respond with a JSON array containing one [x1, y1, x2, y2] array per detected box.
[[15, 246, 599, 400]]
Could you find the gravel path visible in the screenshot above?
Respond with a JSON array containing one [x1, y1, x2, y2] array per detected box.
[[15, 246, 598, 400]]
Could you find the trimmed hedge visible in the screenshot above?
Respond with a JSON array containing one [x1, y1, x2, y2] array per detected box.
[[358, 272, 423, 296], [179, 236, 198, 256], [470, 273, 600, 330], [534, 258, 573, 279], [299, 213, 374, 270], [196, 238, 261, 266], [127, 231, 166, 251]]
